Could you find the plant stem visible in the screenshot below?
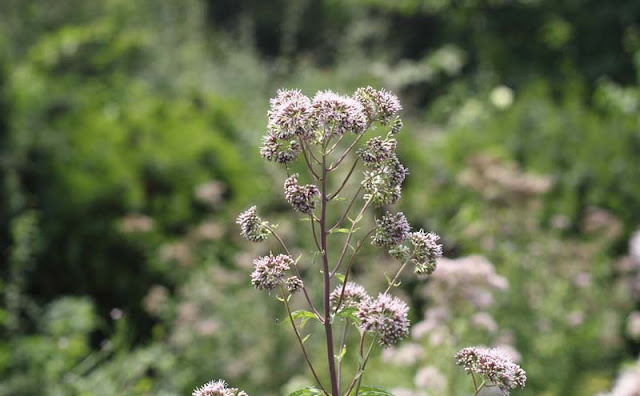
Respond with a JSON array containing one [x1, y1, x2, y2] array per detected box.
[[300, 137, 321, 180], [331, 198, 372, 280], [328, 127, 369, 171], [280, 285, 327, 393], [321, 151, 340, 396], [473, 380, 485, 396], [264, 224, 322, 320], [383, 252, 415, 294], [330, 226, 375, 279], [337, 321, 349, 391], [328, 159, 359, 200], [329, 185, 363, 232], [344, 334, 378, 395]]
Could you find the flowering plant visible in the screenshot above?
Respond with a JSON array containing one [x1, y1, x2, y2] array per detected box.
[[193, 87, 525, 395]]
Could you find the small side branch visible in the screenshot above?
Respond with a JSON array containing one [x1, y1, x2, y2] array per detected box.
[[280, 285, 327, 394]]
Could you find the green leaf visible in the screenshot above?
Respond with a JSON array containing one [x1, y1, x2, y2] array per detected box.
[[336, 345, 347, 361], [334, 273, 346, 283], [288, 387, 325, 396], [331, 228, 352, 234], [281, 310, 320, 329], [335, 306, 359, 322], [355, 386, 395, 395]]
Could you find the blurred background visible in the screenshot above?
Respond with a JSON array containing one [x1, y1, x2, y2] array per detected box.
[[1, 0, 640, 395]]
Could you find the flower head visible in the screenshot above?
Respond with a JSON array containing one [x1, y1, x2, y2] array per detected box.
[[362, 155, 408, 206], [284, 174, 319, 215], [259, 133, 302, 164], [192, 380, 249, 396], [268, 89, 313, 140], [285, 276, 304, 294], [310, 90, 367, 137], [410, 230, 443, 275], [358, 293, 410, 347], [251, 253, 293, 291], [330, 282, 371, 310], [236, 206, 270, 242], [372, 212, 410, 247], [358, 136, 397, 164], [455, 347, 526, 393], [353, 86, 402, 125]]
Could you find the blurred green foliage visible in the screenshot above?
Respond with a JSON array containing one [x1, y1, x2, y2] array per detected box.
[[1, 0, 640, 395]]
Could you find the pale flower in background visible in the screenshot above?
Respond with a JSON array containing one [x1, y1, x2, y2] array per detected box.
[[118, 213, 154, 233], [598, 361, 640, 396], [414, 366, 446, 391], [626, 311, 640, 340], [382, 342, 425, 366], [490, 85, 514, 109], [630, 230, 640, 264], [195, 180, 226, 208]]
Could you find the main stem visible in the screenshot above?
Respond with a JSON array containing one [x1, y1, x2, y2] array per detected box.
[[321, 153, 339, 396]]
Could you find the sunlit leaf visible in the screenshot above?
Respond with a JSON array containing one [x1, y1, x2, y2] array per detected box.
[[355, 386, 395, 395], [281, 310, 320, 328], [288, 387, 325, 396]]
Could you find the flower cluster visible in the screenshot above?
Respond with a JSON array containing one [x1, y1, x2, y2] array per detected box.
[[268, 89, 313, 140], [354, 86, 402, 125], [251, 253, 293, 291], [358, 293, 410, 347], [455, 347, 526, 393], [260, 90, 313, 164], [192, 380, 249, 396], [330, 282, 371, 310], [285, 276, 304, 294], [362, 155, 408, 206], [458, 154, 552, 201], [409, 230, 443, 275], [259, 134, 302, 164], [236, 206, 270, 242], [310, 90, 367, 137], [260, 87, 403, 163], [284, 174, 319, 215], [358, 136, 397, 164], [372, 211, 410, 247]]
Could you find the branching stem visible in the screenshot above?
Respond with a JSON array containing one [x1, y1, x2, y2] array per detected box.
[[265, 224, 322, 321], [328, 159, 359, 201], [280, 285, 327, 393]]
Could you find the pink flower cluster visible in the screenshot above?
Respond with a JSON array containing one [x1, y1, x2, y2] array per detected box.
[[455, 347, 526, 393], [192, 380, 249, 396]]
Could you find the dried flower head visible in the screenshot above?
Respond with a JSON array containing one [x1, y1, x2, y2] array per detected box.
[[330, 282, 371, 310], [251, 253, 293, 291], [236, 206, 270, 242], [362, 155, 408, 206], [410, 230, 443, 275], [353, 86, 402, 125], [358, 293, 410, 347], [311, 90, 367, 137], [455, 347, 526, 393], [372, 212, 411, 247], [285, 276, 304, 294], [358, 136, 397, 164], [284, 174, 319, 215], [192, 380, 249, 396], [260, 133, 302, 164]]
